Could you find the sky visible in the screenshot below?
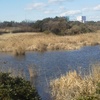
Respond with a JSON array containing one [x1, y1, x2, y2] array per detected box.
[[0, 0, 100, 22]]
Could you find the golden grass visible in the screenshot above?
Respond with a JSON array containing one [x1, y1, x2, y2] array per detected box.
[[50, 65, 100, 100], [13, 46, 25, 56], [0, 31, 100, 52]]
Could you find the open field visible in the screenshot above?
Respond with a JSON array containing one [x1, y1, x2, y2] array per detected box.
[[0, 31, 100, 52]]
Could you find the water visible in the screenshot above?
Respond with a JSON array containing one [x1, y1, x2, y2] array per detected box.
[[0, 45, 100, 100]]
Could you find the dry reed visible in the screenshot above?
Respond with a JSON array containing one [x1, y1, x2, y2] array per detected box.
[[28, 65, 38, 85], [0, 31, 100, 52], [13, 46, 25, 56], [50, 65, 100, 100]]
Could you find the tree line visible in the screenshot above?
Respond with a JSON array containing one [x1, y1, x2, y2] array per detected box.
[[0, 17, 100, 35]]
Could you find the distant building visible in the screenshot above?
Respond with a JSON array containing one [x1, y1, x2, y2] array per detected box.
[[77, 16, 86, 23]]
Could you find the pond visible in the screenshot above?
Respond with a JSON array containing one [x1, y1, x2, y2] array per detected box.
[[0, 45, 100, 100]]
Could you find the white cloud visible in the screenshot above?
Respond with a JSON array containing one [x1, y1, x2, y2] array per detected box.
[[82, 5, 100, 12], [48, 0, 73, 4], [44, 6, 67, 14], [26, 3, 46, 10], [48, 0, 65, 3], [60, 10, 81, 16], [93, 4, 100, 11]]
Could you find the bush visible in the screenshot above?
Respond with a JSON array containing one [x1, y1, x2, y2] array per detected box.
[[0, 72, 41, 100]]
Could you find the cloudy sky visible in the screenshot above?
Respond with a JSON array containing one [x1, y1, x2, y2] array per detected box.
[[0, 0, 100, 22]]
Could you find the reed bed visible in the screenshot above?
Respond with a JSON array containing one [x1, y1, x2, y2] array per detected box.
[[50, 65, 100, 100], [0, 31, 100, 52], [13, 46, 25, 56]]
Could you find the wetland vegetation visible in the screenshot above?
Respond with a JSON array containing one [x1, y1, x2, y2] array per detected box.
[[0, 17, 100, 100]]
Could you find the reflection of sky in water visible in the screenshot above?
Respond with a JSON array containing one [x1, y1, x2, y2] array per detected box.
[[0, 45, 100, 100]]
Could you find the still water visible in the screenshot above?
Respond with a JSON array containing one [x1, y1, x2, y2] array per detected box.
[[0, 46, 100, 100]]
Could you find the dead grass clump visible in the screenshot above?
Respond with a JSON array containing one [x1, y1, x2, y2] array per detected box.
[[28, 65, 38, 85], [90, 42, 100, 46], [37, 42, 47, 52], [90, 64, 100, 83], [13, 47, 25, 56], [50, 66, 100, 100]]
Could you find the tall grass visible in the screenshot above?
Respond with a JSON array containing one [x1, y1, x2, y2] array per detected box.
[[0, 31, 100, 52], [13, 46, 25, 56], [28, 65, 38, 85], [50, 65, 100, 100]]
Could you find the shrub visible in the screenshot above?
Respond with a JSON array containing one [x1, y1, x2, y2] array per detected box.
[[0, 72, 41, 100]]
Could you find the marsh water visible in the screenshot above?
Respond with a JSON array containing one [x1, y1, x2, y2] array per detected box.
[[0, 45, 100, 100]]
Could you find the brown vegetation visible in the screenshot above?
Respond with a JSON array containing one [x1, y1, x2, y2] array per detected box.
[[0, 18, 100, 35], [28, 65, 38, 85], [50, 65, 100, 100], [0, 31, 100, 52], [13, 46, 25, 56]]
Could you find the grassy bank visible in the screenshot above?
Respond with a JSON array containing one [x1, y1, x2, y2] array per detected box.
[[50, 65, 100, 100], [0, 31, 100, 52]]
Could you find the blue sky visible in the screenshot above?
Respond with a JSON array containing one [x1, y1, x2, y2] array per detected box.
[[0, 0, 100, 22]]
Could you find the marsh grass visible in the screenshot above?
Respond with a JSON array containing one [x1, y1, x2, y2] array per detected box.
[[13, 46, 25, 56], [28, 65, 38, 85], [0, 31, 100, 52], [50, 65, 100, 100]]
